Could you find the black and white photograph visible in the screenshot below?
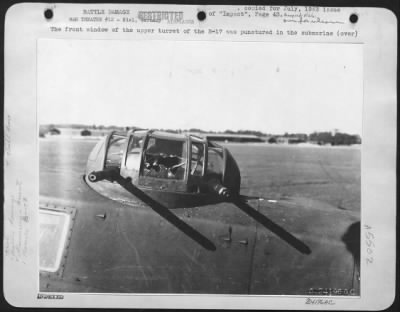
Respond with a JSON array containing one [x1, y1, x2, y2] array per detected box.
[[38, 39, 362, 295], [3, 3, 396, 309]]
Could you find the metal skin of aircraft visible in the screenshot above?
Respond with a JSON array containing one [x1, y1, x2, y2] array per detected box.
[[39, 129, 360, 295]]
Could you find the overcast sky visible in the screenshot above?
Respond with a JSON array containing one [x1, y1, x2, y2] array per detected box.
[[38, 39, 362, 135]]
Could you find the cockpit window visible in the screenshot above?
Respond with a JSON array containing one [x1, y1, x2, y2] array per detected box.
[[105, 134, 127, 169], [190, 142, 205, 176], [142, 137, 187, 180]]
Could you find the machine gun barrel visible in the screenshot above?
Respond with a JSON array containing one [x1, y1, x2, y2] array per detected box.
[[206, 178, 232, 199], [88, 168, 118, 182]]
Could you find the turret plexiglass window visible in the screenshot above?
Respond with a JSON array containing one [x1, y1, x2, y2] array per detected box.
[[143, 137, 187, 180], [190, 142, 205, 176], [125, 131, 146, 170], [104, 133, 127, 169], [206, 147, 224, 180]]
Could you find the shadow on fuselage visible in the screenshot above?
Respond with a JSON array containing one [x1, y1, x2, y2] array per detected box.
[[232, 199, 312, 255], [341, 221, 360, 269], [114, 175, 217, 251], [112, 174, 311, 255]]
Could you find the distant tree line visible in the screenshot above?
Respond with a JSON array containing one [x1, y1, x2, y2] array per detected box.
[[309, 132, 361, 145], [223, 129, 267, 137], [40, 124, 361, 145]]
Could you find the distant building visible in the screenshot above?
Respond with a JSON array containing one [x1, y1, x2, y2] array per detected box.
[[188, 132, 265, 143], [276, 136, 306, 144]]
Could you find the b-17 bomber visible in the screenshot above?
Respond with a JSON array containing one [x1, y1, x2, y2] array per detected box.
[[39, 129, 360, 294]]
